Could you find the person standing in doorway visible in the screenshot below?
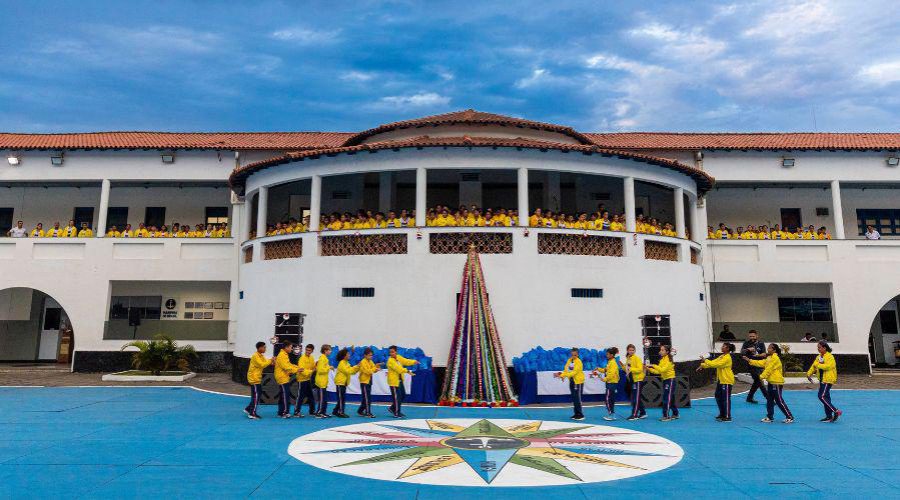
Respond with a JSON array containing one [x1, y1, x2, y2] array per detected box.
[[741, 330, 766, 403], [245, 342, 273, 420], [556, 348, 585, 421]]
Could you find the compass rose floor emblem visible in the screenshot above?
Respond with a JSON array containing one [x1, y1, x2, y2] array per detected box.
[[288, 418, 684, 487]]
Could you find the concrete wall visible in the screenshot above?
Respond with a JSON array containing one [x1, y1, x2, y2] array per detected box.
[[0, 288, 44, 360]]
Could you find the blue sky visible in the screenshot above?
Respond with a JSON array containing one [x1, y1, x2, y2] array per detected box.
[[1, 0, 898, 133]]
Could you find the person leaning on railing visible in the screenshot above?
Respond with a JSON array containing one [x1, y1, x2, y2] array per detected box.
[[708, 222, 832, 240]]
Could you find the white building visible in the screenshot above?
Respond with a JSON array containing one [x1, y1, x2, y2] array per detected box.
[[1, 110, 898, 374]]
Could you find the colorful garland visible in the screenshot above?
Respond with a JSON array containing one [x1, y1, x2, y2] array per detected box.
[[440, 246, 517, 406]]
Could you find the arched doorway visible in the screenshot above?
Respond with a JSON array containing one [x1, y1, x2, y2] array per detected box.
[[0, 287, 74, 364], [869, 293, 900, 367]]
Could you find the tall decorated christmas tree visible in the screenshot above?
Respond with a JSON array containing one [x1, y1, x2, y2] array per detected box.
[[440, 246, 517, 406]]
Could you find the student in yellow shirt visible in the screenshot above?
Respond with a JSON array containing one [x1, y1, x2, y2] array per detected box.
[[529, 208, 543, 227], [556, 348, 585, 421], [647, 345, 679, 421], [274, 341, 299, 418], [398, 209, 414, 227], [45, 221, 63, 237], [593, 347, 621, 421], [332, 348, 359, 418], [30, 223, 45, 238], [62, 220, 78, 237], [698, 342, 735, 422], [387, 345, 417, 418], [245, 341, 273, 420], [661, 223, 677, 237], [816, 226, 832, 240], [77, 223, 93, 238], [745, 343, 794, 424], [105, 226, 121, 237], [609, 215, 624, 232], [314, 344, 334, 418], [802, 225, 816, 239], [292, 343, 317, 418], [623, 344, 647, 421], [357, 347, 382, 418], [806, 341, 842, 422]]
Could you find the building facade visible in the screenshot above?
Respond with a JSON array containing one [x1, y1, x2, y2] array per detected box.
[[1, 111, 899, 373]]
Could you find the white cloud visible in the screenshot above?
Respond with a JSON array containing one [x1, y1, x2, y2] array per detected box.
[[628, 22, 726, 61], [340, 71, 377, 82], [515, 68, 548, 88], [858, 60, 900, 86], [372, 92, 451, 109], [743, 0, 838, 40], [270, 26, 341, 44]]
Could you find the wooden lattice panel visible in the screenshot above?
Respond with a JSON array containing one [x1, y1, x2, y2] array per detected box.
[[264, 239, 302, 260], [690, 247, 699, 265], [537, 233, 624, 257], [645, 240, 679, 261], [320, 234, 408, 256], [429, 232, 513, 254], [243, 246, 253, 263]]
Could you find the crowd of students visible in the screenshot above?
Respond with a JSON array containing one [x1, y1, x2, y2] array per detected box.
[[4, 219, 230, 238], [555, 338, 841, 424], [708, 223, 832, 240], [258, 204, 684, 238], [245, 341, 418, 420]]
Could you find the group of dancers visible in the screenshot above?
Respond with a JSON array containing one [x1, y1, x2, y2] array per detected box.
[[244, 341, 418, 419], [556, 340, 842, 423]]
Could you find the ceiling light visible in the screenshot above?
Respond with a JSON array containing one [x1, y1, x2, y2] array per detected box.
[[50, 152, 64, 166], [887, 156, 899, 167], [161, 153, 175, 164], [7, 155, 20, 166], [781, 157, 795, 167]]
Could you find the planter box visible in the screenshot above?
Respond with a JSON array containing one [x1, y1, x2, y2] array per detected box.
[[736, 373, 809, 385], [102, 370, 196, 382]]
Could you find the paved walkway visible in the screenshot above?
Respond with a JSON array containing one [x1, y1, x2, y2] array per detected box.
[[0, 385, 897, 498]]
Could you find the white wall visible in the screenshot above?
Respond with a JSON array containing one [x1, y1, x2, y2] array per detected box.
[[710, 283, 831, 322], [108, 186, 231, 229], [703, 151, 900, 184], [0, 186, 101, 227], [706, 187, 834, 231]]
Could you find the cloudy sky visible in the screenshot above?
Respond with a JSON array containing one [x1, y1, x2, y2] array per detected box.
[[1, 0, 897, 133]]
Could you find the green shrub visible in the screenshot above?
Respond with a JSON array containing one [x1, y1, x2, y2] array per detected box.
[[780, 344, 804, 373], [121, 335, 197, 376]]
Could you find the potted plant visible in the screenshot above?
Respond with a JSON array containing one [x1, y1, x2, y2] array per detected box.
[[102, 335, 198, 381]]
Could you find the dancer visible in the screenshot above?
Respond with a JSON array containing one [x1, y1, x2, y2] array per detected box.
[[292, 344, 317, 418], [357, 348, 382, 417], [332, 348, 359, 418], [807, 341, 842, 422], [387, 345, 416, 418], [647, 345, 679, 421], [244, 341, 273, 420], [740, 330, 766, 403], [556, 348, 585, 421], [698, 343, 735, 422], [314, 344, 334, 418], [624, 344, 647, 421], [745, 343, 793, 423], [593, 347, 620, 421], [274, 341, 299, 418]]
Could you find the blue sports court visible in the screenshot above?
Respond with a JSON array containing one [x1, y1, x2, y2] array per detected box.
[[0, 386, 897, 499]]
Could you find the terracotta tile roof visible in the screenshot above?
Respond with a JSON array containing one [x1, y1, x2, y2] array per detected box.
[[229, 135, 715, 193], [342, 109, 595, 146], [0, 132, 352, 150], [586, 133, 900, 151]]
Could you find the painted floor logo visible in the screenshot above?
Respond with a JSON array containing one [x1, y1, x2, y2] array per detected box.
[[288, 418, 684, 487]]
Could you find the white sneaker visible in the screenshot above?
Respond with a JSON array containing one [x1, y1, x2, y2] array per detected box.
[[761, 417, 773, 423], [783, 418, 794, 424], [602, 415, 616, 421]]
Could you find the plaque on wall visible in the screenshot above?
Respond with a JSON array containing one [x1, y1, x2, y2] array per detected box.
[[185, 302, 195, 309], [204, 302, 214, 309], [203, 312, 214, 319], [214, 302, 224, 309]]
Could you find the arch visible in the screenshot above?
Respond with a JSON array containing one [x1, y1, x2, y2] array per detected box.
[[866, 291, 900, 366], [0, 286, 76, 364]]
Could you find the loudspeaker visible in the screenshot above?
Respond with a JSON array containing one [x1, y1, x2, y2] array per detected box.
[[260, 373, 299, 405], [639, 376, 691, 408]]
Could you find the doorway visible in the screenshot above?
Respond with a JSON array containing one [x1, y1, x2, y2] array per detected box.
[[0, 288, 73, 363], [870, 296, 900, 367], [780, 208, 802, 232]]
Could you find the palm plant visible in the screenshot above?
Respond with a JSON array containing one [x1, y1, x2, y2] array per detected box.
[[121, 335, 197, 375]]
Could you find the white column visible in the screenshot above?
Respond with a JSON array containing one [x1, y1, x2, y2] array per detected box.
[[830, 180, 845, 239], [378, 171, 393, 213], [255, 186, 268, 238], [415, 167, 427, 226], [674, 187, 685, 238], [624, 176, 636, 232], [691, 194, 706, 242], [97, 179, 110, 237], [309, 175, 322, 231], [517, 167, 529, 227]]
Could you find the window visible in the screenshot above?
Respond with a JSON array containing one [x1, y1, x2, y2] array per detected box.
[[109, 296, 162, 320], [571, 288, 603, 298], [205, 207, 229, 225], [778, 297, 833, 322], [73, 207, 94, 229], [144, 207, 166, 228], [857, 209, 900, 236], [0, 207, 12, 234], [107, 207, 128, 231], [342, 287, 374, 298], [879, 310, 898, 334]]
